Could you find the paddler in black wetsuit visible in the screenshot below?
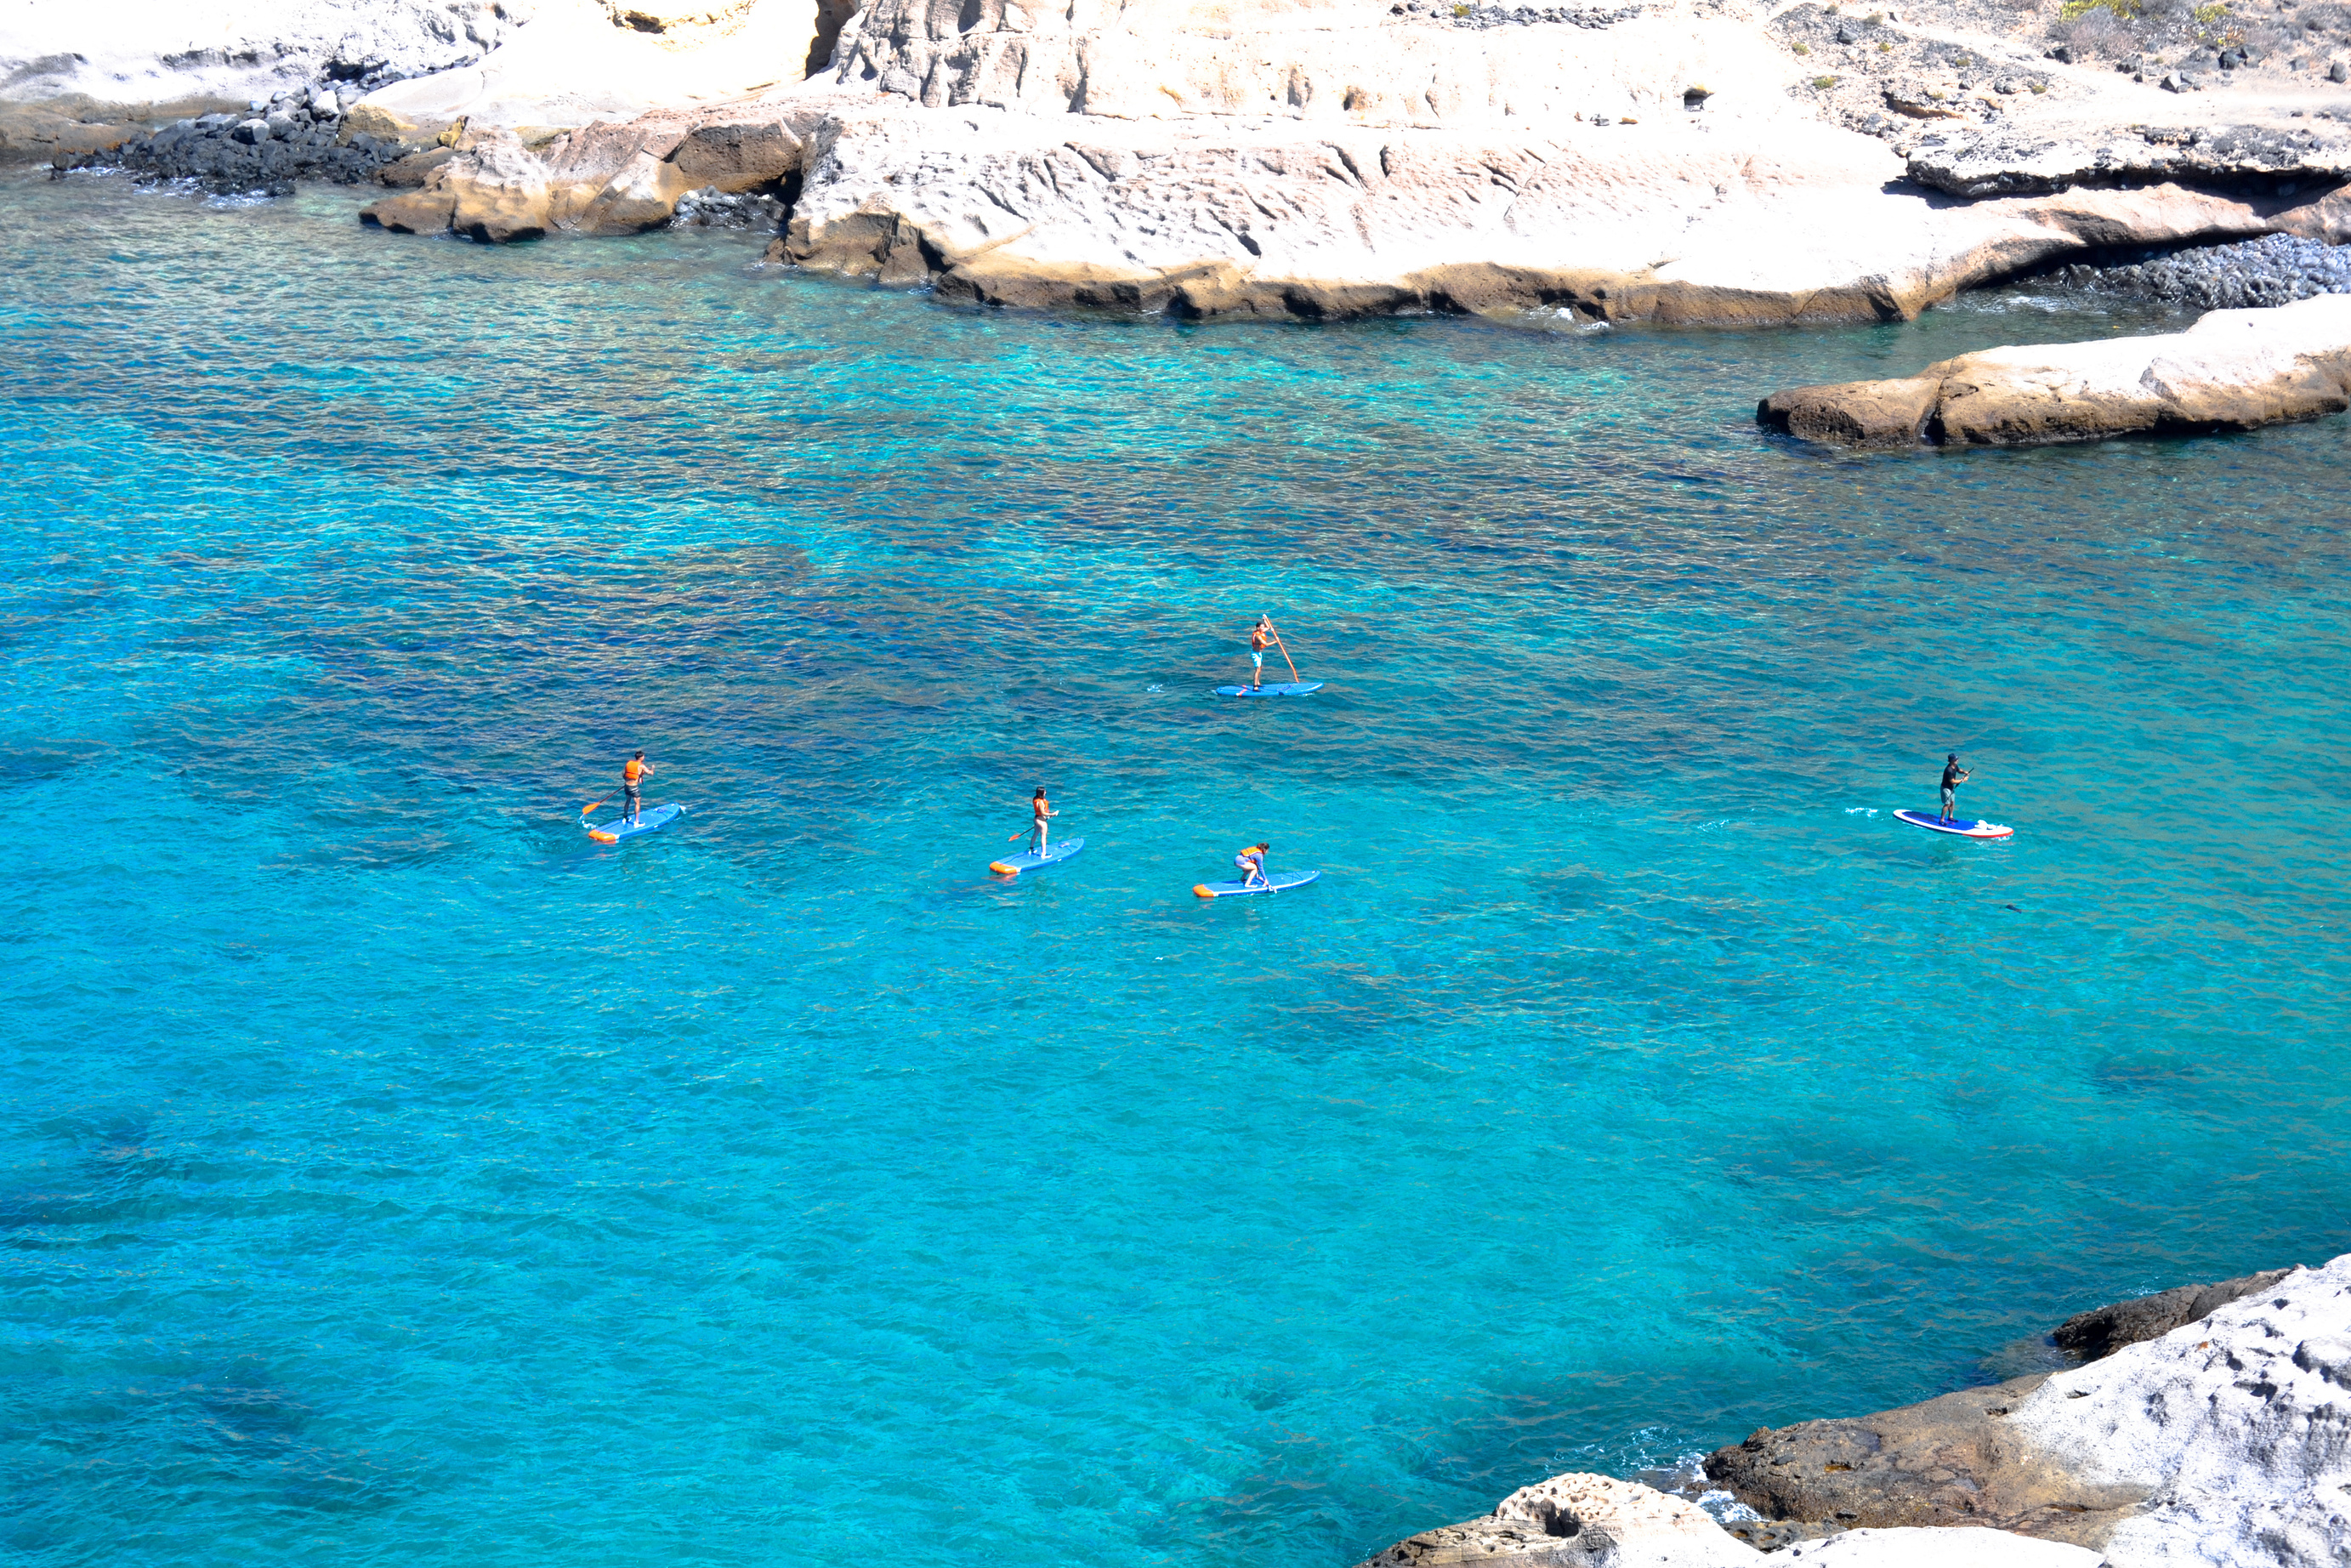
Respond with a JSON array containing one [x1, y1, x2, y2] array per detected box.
[[1939, 753, 1971, 822]]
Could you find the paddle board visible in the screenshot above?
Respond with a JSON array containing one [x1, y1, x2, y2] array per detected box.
[[990, 836, 1087, 875], [1894, 809, 2013, 841], [1193, 869, 1321, 898], [1214, 682, 1326, 698], [585, 803, 683, 844]]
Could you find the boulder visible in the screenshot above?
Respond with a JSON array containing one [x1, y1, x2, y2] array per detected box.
[[444, 129, 554, 241], [346, 101, 438, 143], [671, 121, 804, 191], [1758, 378, 1941, 446], [377, 147, 458, 187]]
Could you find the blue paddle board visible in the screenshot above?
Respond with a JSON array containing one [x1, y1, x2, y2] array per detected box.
[[1214, 682, 1325, 698], [990, 836, 1086, 875], [1894, 809, 2013, 841], [585, 803, 683, 843], [1193, 869, 1320, 898]]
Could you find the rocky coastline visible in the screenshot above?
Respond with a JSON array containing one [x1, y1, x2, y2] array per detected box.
[[1354, 1258, 2347, 1567], [8, 0, 2351, 328], [8, 0, 2351, 443]]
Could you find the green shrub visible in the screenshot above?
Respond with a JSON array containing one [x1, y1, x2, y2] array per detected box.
[[1792, 39, 1811, 52], [1813, 73, 1838, 86]]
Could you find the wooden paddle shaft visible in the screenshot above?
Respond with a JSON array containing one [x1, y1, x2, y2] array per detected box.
[[1270, 627, 1301, 684]]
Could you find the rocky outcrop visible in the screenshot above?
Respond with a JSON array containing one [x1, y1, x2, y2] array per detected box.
[[1759, 293, 2351, 446], [821, 0, 1793, 128], [2013, 1260, 2351, 1566], [1356, 1256, 2351, 1568], [21, 0, 2351, 329], [1358, 1474, 1758, 1568], [1906, 123, 2351, 202], [359, 97, 826, 236], [345, 0, 829, 139], [2052, 1268, 2297, 1361], [0, 0, 517, 111], [1701, 1375, 2147, 1543]]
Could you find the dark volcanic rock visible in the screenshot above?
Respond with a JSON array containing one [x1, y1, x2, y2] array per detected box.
[[2050, 1268, 2295, 1360], [60, 85, 416, 196], [1907, 122, 2351, 196], [2046, 234, 2351, 310]]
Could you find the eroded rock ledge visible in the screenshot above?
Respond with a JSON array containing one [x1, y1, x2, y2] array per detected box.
[[1758, 292, 2351, 446], [1351, 1258, 2348, 1568], [353, 85, 2351, 327]]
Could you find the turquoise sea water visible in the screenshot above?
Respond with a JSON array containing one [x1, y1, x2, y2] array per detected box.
[[5, 167, 2350, 1568]]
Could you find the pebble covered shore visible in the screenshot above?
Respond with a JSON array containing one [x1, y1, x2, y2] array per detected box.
[[53, 78, 418, 196], [2049, 232, 2351, 309]]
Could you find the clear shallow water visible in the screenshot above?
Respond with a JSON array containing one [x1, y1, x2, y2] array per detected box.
[[4, 168, 2348, 1568]]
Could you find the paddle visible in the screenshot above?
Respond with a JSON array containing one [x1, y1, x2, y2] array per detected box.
[[1269, 623, 1303, 685]]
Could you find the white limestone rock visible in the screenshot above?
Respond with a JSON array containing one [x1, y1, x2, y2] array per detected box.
[[826, 0, 1802, 129], [350, 0, 829, 131], [1493, 1473, 1759, 1568], [0, 0, 522, 106], [2012, 1256, 2351, 1568], [775, 93, 2351, 324]]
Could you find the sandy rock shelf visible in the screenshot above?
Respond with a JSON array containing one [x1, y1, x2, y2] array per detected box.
[[1758, 291, 2351, 445], [345, 82, 2351, 330]]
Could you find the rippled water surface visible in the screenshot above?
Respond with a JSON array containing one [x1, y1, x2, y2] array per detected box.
[[6, 169, 2349, 1568]]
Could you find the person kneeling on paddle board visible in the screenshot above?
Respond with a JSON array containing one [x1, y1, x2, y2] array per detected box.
[[1248, 616, 1273, 690], [1939, 753, 1970, 822], [1235, 841, 1271, 889], [622, 750, 654, 825], [1031, 787, 1058, 854]]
